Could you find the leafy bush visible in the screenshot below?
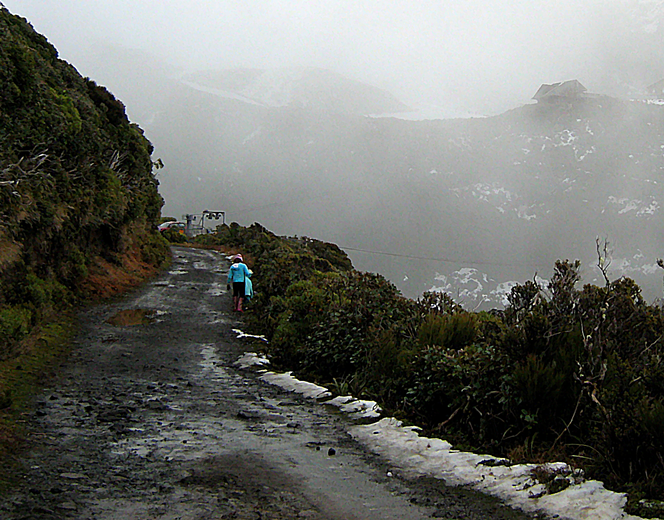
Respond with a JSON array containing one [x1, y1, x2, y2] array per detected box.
[[0, 306, 32, 360], [162, 228, 187, 243], [418, 312, 477, 350], [214, 224, 664, 502], [511, 355, 566, 431], [140, 231, 170, 265], [24, 274, 69, 309]]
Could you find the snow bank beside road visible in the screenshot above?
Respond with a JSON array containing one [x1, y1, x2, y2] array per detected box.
[[234, 346, 652, 520], [351, 418, 638, 520]]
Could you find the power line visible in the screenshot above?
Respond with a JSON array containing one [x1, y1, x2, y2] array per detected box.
[[339, 245, 554, 269]]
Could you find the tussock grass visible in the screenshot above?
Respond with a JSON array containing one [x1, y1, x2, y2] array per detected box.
[[0, 315, 75, 491]]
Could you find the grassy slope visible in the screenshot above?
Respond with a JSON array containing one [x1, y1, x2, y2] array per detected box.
[[0, 6, 170, 488]]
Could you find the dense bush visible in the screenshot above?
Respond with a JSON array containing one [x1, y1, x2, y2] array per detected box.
[[0, 7, 168, 363], [208, 225, 664, 507]]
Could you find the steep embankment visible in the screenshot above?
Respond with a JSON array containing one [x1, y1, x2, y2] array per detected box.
[[0, 6, 168, 470]]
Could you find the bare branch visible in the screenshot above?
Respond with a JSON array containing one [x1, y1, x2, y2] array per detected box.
[[596, 237, 611, 287]]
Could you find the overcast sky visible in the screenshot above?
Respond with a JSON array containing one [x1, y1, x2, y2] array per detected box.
[[3, 0, 659, 115]]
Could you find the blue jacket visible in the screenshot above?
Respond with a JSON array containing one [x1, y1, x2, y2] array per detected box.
[[227, 262, 252, 283]]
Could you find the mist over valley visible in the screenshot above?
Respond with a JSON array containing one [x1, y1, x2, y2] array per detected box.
[[132, 64, 664, 307], [6, 4, 664, 514], [6, 0, 664, 308]]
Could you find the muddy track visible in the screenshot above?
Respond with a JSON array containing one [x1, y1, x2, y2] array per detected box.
[[1, 247, 537, 519]]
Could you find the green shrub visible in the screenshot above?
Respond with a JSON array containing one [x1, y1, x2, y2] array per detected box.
[[24, 273, 69, 310], [363, 326, 416, 403], [0, 306, 33, 359], [505, 279, 541, 324], [418, 291, 463, 316], [418, 312, 477, 350], [162, 229, 187, 243], [511, 355, 566, 431], [140, 231, 170, 265], [269, 278, 331, 366]]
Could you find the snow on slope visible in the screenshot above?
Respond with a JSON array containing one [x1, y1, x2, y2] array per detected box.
[[179, 67, 409, 115], [627, 0, 664, 33], [236, 350, 653, 520], [179, 79, 266, 106]]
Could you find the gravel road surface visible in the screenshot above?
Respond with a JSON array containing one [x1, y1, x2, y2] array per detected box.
[[1, 246, 537, 519]]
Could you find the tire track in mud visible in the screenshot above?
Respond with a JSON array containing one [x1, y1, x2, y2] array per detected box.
[[1, 247, 536, 520]]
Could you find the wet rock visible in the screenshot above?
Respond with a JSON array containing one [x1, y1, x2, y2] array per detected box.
[[97, 407, 132, 422], [60, 473, 86, 480], [237, 410, 258, 420], [146, 399, 169, 411], [56, 501, 78, 511], [110, 423, 129, 435]]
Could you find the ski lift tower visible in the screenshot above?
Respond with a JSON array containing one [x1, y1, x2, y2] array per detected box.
[[183, 210, 226, 238], [201, 210, 225, 229]]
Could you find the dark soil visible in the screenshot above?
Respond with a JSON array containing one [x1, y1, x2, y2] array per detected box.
[[0, 246, 540, 519]]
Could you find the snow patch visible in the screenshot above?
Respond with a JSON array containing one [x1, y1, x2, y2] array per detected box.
[[350, 417, 638, 520], [233, 328, 268, 342], [259, 371, 331, 399], [607, 196, 660, 217], [235, 352, 270, 369], [180, 80, 266, 106], [326, 395, 381, 419]]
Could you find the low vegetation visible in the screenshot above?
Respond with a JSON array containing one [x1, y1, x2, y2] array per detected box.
[[3, 4, 663, 514], [0, 7, 169, 487], [197, 223, 664, 516]]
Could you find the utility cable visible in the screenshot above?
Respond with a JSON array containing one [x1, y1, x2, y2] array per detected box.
[[338, 245, 554, 269]]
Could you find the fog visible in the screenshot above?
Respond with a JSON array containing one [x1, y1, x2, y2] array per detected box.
[[3, 1, 664, 306], [3, 1, 662, 115]]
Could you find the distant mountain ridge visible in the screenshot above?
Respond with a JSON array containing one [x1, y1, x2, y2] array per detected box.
[[628, 0, 663, 33], [64, 43, 664, 309], [180, 67, 410, 115], [145, 79, 664, 308]]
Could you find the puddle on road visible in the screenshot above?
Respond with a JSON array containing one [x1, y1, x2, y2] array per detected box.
[[206, 282, 226, 296], [199, 344, 233, 382], [106, 309, 156, 327]]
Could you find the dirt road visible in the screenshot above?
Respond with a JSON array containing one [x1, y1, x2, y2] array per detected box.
[[1, 247, 537, 519]]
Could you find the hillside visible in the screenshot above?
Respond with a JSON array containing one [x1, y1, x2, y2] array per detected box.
[[56, 36, 664, 307], [188, 222, 664, 514], [141, 75, 664, 307], [181, 67, 410, 115], [0, 7, 167, 414]]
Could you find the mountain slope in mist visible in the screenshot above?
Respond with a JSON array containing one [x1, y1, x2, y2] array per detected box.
[[594, 0, 664, 97], [147, 69, 664, 308], [180, 67, 410, 115]]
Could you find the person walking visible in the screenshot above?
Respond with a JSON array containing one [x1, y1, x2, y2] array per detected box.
[[226, 254, 252, 312]]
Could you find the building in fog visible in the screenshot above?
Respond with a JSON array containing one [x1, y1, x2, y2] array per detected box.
[[646, 79, 664, 98], [532, 80, 588, 103]]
